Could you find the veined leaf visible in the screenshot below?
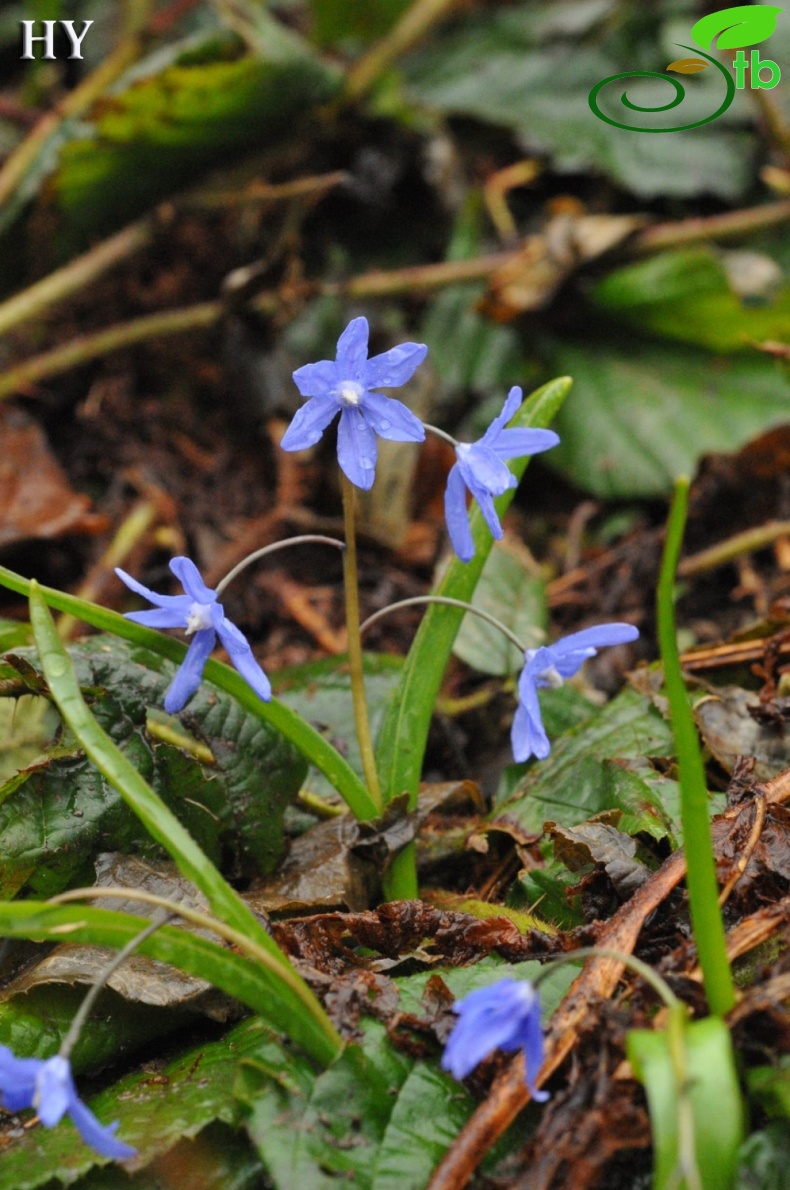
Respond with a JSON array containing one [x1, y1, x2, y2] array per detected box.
[[691, 5, 783, 50]]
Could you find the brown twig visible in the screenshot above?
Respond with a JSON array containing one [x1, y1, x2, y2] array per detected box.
[[0, 251, 516, 400], [631, 199, 790, 255], [344, 0, 461, 104]]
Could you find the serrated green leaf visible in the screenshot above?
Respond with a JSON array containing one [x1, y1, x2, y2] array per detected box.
[[0, 1013, 274, 1190], [548, 341, 790, 498], [0, 565, 377, 821], [0, 634, 307, 895], [494, 688, 675, 836], [403, 5, 754, 199], [274, 653, 403, 801], [453, 541, 546, 676], [628, 1016, 745, 1190]]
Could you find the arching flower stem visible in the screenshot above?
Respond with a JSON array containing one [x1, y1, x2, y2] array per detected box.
[[214, 534, 345, 597], [360, 594, 528, 655]]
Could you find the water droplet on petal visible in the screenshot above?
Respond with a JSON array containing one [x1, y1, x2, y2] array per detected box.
[[360, 455, 375, 469], [378, 418, 391, 430]]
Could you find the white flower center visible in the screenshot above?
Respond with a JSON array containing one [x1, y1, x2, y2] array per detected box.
[[537, 664, 564, 689], [455, 442, 472, 461], [336, 380, 364, 407], [185, 601, 213, 635]]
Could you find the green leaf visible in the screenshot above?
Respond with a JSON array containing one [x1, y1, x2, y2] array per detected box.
[[494, 688, 675, 836], [14, 29, 341, 254], [0, 633, 307, 895], [746, 1058, 790, 1119], [628, 1016, 745, 1190], [692, 5, 783, 50], [0, 897, 338, 1071], [0, 1013, 275, 1190], [28, 586, 341, 1066], [0, 565, 377, 821], [274, 653, 403, 801], [0, 694, 59, 787], [310, 0, 411, 48], [403, 5, 754, 200], [453, 540, 546, 676], [548, 341, 790, 498], [376, 376, 572, 809], [591, 249, 790, 353]]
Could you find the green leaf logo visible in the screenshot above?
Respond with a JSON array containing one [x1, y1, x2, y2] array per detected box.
[[666, 58, 709, 73], [692, 5, 782, 50]]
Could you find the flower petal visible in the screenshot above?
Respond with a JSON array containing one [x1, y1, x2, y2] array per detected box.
[[482, 385, 523, 444], [512, 667, 550, 762], [492, 428, 559, 460], [457, 445, 514, 497], [123, 606, 190, 629], [444, 464, 475, 562], [471, 484, 505, 542], [114, 568, 187, 610], [0, 1046, 39, 1111], [553, 623, 640, 656], [442, 981, 539, 1081], [364, 341, 428, 389], [292, 360, 338, 399], [337, 408, 378, 490], [362, 392, 425, 442], [35, 1057, 71, 1126], [169, 558, 217, 605], [519, 999, 550, 1102], [216, 617, 272, 702], [163, 629, 216, 713], [335, 316, 370, 381], [281, 395, 339, 452], [67, 1097, 137, 1160]]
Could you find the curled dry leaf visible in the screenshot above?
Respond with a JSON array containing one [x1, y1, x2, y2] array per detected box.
[[0, 407, 108, 547]]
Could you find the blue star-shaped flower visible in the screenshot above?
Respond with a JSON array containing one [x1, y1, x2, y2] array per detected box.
[[281, 315, 427, 490], [444, 386, 559, 562], [115, 557, 271, 714], [441, 979, 548, 1101], [513, 623, 640, 762], [0, 1048, 136, 1160]]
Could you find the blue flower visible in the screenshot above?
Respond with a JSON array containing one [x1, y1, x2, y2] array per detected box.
[[0, 1048, 136, 1160], [281, 316, 427, 490], [444, 386, 559, 562], [441, 978, 548, 1101], [512, 623, 640, 762], [115, 557, 271, 714]]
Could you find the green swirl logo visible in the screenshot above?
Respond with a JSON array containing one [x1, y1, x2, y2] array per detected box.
[[588, 5, 783, 133]]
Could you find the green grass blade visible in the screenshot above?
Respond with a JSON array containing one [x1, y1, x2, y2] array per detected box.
[[376, 376, 572, 806], [0, 900, 337, 1063], [657, 479, 735, 1016], [28, 582, 341, 1065], [0, 564, 378, 821]]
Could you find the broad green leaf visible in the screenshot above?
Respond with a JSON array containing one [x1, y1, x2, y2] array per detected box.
[[376, 376, 572, 809], [274, 653, 403, 801], [453, 540, 546, 676], [0, 899, 335, 1070], [28, 588, 341, 1066], [15, 28, 340, 255], [0, 694, 59, 786], [592, 249, 790, 353], [494, 688, 675, 836], [0, 565, 377, 821], [420, 282, 532, 394], [628, 1016, 745, 1190], [548, 341, 790, 498], [746, 1058, 790, 1119], [0, 1013, 275, 1190], [0, 634, 306, 895], [0, 984, 186, 1077], [692, 5, 782, 50], [403, 4, 753, 199]]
